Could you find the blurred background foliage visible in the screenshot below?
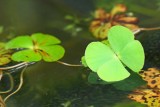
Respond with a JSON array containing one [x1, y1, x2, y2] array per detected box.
[[0, 0, 159, 38]]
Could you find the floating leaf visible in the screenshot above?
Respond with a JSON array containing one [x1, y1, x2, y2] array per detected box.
[[5, 36, 33, 49], [97, 59, 130, 82], [84, 26, 144, 82], [0, 42, 12, 65], [108, 25, 134, 53], [85, 42, 115, 72], [119, 41, 144, 72], [113, 72, 146, 91], [31, 33, 61, 46], [11, 50, 42, 62], [39, 45, 64, 62], [6, 33, 65, 62]]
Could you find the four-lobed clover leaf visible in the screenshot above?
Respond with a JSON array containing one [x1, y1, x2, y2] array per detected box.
[[83, 25, 145, 82], [5, 33, 65, 62]]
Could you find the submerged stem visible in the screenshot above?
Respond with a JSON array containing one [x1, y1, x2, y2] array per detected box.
[[4, 65, 27, 102], [0, 62, 28, 70], [0, 73, 14, 94], [57, 61, 83, 67]]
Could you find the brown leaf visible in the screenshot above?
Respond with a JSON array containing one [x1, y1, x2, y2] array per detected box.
[[111, 4, 127, 16], [140, 68, 160, 88], [128, 68, 160, 107], [117, 17, 138, 23], [90, 4, 139, 39]]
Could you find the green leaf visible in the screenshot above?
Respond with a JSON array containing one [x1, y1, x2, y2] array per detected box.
[[101, 40, 110, 45], [97, 59, 130, 82], [6, 36, 33, 49], [84, 25, 144, 82], [119, 40, 145, 72], [112, 72, 146, 91], [39, 45, 65, 62], [85, 42, 115, 72], [11, 50, 42, 62], [85, 42, 130, 82], [7, 33, 65, 62], [88, 72, 114, 84], [88, 72, 100, 84], [31, 33, 61, 46], [108, 25, 134, 53]]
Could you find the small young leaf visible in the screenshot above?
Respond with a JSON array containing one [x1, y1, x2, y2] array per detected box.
[[81, 56, 87, 67]]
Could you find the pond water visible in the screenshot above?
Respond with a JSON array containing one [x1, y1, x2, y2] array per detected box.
[[0, 0, 160, 107]]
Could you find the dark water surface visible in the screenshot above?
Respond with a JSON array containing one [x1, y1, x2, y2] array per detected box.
[[0, 0, 159, 107]]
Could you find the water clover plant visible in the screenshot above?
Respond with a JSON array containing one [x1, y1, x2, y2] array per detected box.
[[83, 25, 145, 82], [5, 33, 65, 62]]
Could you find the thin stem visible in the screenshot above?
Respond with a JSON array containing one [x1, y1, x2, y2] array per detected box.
[[57, 61, 83, 67], [4, 65, 27, 102], [0, 73, 14, 94], [0, 62, 28, 70], [0, 96, 5, 107], [140, 27, 160, 31], [134, 27, 160, 34]]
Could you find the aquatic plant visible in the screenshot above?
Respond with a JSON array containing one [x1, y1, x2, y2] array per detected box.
[[82, 25, 145, 82], [0, 26, 157, 106], [0, 33, 66, 103], [5, 33, 65, 62]]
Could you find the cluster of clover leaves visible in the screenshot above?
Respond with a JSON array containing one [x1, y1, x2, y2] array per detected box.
[[0, 25, 145, 104], [1, 25, 144, 83]]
